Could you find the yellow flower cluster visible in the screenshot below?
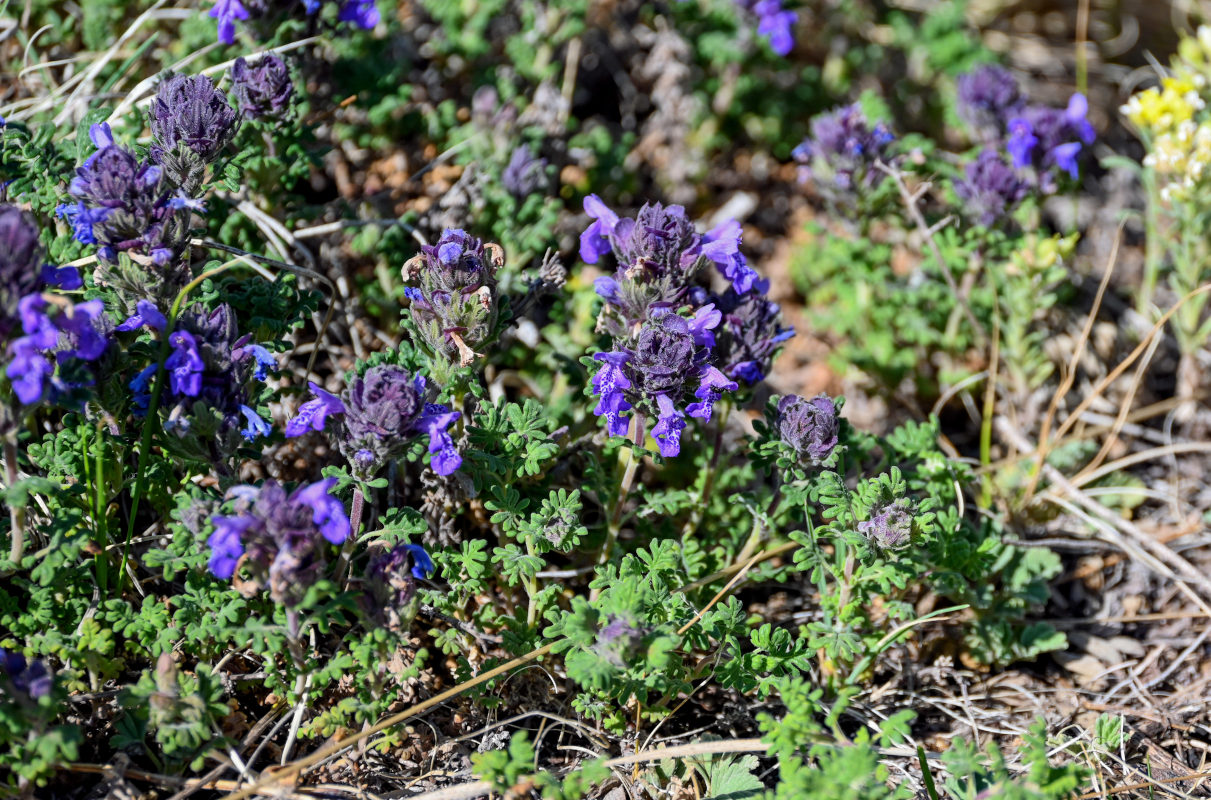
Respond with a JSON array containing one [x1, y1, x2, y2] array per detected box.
[[1144, 119, 1211, 201], [1174, 26, 1211, 85], [1121, 76, 1205, 136]]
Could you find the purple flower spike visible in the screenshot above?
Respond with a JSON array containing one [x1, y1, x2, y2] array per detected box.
[[858, 499, 913, 549], [285, 382, 346, 437], [207, 479, 356, 605], [956, 65, 1023, 136], [776, 394, 839, 464], [954, 149, 1029, 227], [230, 55, 293, 119], [0, 205, 49, 337]]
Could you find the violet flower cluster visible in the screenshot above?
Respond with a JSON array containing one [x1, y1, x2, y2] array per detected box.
[[733, 0, 796, 56], [207, 478, 351, 606], [210, 0, 379, 46], [7, 295, 109, 406], [956, 65, 1096, 191], [775, 394, 839, 465], [502, 145, 549, 198], [583, 198, 793, 457], [230, 55, 293, 119], [57, 123, 188, 270], [953, 149, 1030, 227], [285, 364, 462, 478], [858, 498, 914, 549], [792, 104, 895, 191], [149, 73, 240, 194], [2, 204, 109, 407], [127, 303, 275, 448], [402, 229, 505, 370]]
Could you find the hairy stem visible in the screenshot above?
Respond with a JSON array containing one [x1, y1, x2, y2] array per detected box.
[[597, 416, 646, 580], [334, 486, 364, 587]]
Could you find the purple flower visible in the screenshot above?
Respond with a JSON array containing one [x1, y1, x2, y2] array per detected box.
[[207, 479, 351, 605], [776, 394, 839, 464], [956, 65, 1023, 136], [6, 337, 53, 405], [285, 382, 347, 436], [338, 0, 379, 27], [116, 299, 168, 332], [5, 295, 110, 405], [40, 265, 82, 290], [580, 194, 620, 264], [363, 542, 433, 630], [702, 219, 761, 295], [1052, 142, 1082, 179], [209, 0, 249, 44], [166, 330, 204, 397], [650, 393, 686, 457], [230, 55, 293, 119], [0, 649, 53, 701], [954, 150, 1029, 227], [1006, 117, 1037, 169], [295, 477, 351, 544], [752, 0, 795, 56], [207, 515, 253, 579], [403, 543, 435, 578], [239, 404, 272, 441], [858, 498, 913, 549], [240, 344, 276, 380], [421, 405, 462, 476], [1005, 97, 1095, 185], [686, 366, 737, 422]]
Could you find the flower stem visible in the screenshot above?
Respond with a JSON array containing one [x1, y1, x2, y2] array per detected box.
[[4, 435, 26, 567], [596, 416, 645, 581], [680, 400, 729, 541]]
